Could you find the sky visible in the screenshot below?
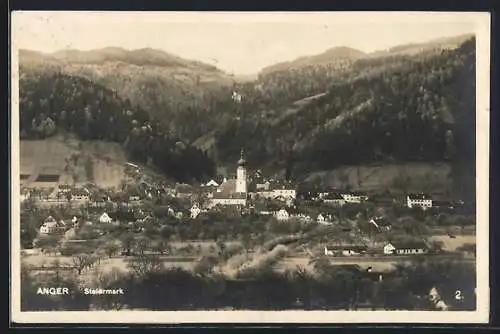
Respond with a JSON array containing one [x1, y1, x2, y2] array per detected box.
[[11, 11, 483, 75]]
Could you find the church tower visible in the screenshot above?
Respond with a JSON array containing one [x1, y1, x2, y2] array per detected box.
[[236, 149, 247, 194]]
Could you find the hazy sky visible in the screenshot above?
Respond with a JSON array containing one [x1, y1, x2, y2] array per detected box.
[[12, 12, 482, 75]]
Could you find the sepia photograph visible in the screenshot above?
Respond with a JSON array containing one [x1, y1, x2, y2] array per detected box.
[[10, 11, 490, 324]]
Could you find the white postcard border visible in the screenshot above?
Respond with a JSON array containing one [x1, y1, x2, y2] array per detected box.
[[10, 11, 491, 324]]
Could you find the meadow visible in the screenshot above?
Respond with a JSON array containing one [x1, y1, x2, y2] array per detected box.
[[20, 135, 128, 189]]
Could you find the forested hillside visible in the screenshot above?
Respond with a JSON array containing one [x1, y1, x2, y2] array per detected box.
[[213, 37, 476, 198], [19, 71, 216, 182], [19, 47, 235, 142], [18, 35, 476, 198]]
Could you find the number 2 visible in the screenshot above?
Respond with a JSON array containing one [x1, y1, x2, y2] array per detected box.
[[455, 290, 464, 300]]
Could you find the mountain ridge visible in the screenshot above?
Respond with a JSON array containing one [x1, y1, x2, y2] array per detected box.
[[19, 33, 474, 78], [260, 33, 475, 75], [20, 47, 225, 73]]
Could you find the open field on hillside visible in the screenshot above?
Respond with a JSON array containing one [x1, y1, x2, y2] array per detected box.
[[429, 234, 476, 251], [20, 136, 128, 189], [305, 162, 453, 194], [270, 92, 328, 126]]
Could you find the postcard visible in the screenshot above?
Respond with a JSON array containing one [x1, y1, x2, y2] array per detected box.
[[10, 11, 491, 324]]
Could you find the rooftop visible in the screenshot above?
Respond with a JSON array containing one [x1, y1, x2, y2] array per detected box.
[[71, 188, 89, 196], [389, 240, 428, 249], [325, 245, 368, 251], [212, 179, 247, 199], [341, 191, 367, 196], [323, 193, 344, 200], [407, 193, 432, 200]]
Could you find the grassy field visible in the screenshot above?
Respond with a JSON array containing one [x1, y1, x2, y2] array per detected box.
[[20, 135, 128, 189], [275, 256, 399, 273], [22, 254, 198, 284], [429, 234, 476, 251], [169, 240, 242, 251], [275, 253, 476, 274]]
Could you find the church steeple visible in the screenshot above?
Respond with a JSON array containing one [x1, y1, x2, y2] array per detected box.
[[236, 148, 247, 194], [238, 148, 246, 166]]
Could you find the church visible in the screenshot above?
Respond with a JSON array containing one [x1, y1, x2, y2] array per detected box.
[[209, 149, 248, 207]]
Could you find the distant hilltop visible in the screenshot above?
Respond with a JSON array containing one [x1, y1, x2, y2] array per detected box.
[[260, 33, 474, 75]]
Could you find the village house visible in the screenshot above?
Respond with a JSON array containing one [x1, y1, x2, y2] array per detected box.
[[190, 204, 202, 219], [322, 193, 346, 206], [256, 180, 297, 202], [167, 206, 176, 216], [406, 193, 433, 210], [175, 183, 194, 199], [317, 213, 334, 225], [98, 212, 113, 224], [324, 244, 368, 256], [70, 188, 90, 203], [295, 213, 313, 223], [128, 188, 142, 202], [274, 208, 290, 221], [57, 184, 72, 194], [39, 216, 66, 235], [272, 187, 297, 200], [203, 176, 225, 188], [109, 211, 136, 224], [383, 241, 428, 255], [341, 191, 369, 204], [255, 180, 271, 191], [71, 216, 79, 228], [129, 195, 141, 202], [175, 211, 185, 219]]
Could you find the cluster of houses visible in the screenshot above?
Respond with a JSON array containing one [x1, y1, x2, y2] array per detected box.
[[39, 216, 69, 235], [21, 149, 453, 215], [323, 240, 429, 257], [36, 198, 195, 237], [20, 181, 163, 207]]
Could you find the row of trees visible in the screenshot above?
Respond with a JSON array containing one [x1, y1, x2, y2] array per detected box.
[[21, 256, 476, 311]]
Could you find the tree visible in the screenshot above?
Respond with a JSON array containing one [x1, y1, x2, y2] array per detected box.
[[103, 241, 121, 258], [151, 239, 169, 255], [126, 254, 164, 278], [135, 236, 151, 255], [90, 267, 127, 310], [241, 233, 253, 254], [120, 232, 136, 254], [429, 240, 445, 254], [193, 255, 218, 276], [35, 235, 62, 255], [216, 240, 226, 256], [309, 256, 332, 277], [72, 254, 93, 275]]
